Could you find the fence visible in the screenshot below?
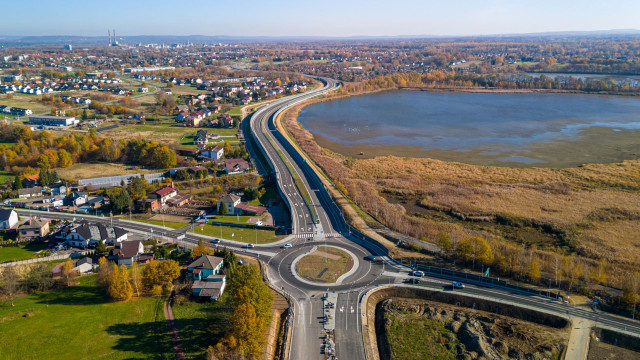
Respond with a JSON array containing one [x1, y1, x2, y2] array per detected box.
[[0, 250, 94, 268]]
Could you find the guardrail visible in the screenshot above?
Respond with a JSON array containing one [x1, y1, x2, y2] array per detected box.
[[414, 264, 560, 300]]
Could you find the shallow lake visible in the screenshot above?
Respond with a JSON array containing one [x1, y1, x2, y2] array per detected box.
[[297, 91, 640, 167]]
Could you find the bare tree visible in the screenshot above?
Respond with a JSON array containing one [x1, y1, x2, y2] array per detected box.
[[0, 266, 20, 306]]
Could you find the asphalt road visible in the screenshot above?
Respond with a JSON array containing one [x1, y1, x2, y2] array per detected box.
[[15, 76, 640, 359]]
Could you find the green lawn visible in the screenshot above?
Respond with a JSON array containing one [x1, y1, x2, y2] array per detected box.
[[0, 170, 14, 184], [171, 298, 232, 359], [0, 242, 49, 263], [0, 275, 172, 360], [229, 106, 243, 116], [132, 219, 283, 244]]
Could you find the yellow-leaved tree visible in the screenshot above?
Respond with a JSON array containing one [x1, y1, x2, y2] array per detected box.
[[107, 264, 133, 301]]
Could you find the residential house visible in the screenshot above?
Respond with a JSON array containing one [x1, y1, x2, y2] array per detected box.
[[73, 257, 94, 274], [109, 240, 145, 266], [42, 195, 64, 207], [48, 182, 66, 195], [224, 158, 250, 175], [150, 185, 177, 205], [194, 129, 208, 145], [18, 218, 50, 239], [201, 146, 224, 161], [187, 255, 226, 300], [22, 174, 40, 188], [0, 209, 18, 229], [68, 191, 88, 206], [18, 186, 43, 199], [137, 198, 161, 213], [175, 105, 189, 113], [176, 111, 189, 121], [186, 115, 202, 127], [63, 222, 128, 247], [217, 194, 241, 215], [85, 195, 108, 209]]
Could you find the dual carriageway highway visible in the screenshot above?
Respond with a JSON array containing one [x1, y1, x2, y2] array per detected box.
[[16, 76, 640, 359]]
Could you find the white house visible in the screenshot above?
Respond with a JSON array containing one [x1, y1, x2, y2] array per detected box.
[[201, 146, 224, 161], [64, 223, 128, 248], [0, 209, 19, 229], [217, 194, 241, 215]]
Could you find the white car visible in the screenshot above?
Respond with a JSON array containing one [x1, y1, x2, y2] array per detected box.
[[411, 270, 425, 277], [281, 243, 292, 249], [244, 244, 254, 248]]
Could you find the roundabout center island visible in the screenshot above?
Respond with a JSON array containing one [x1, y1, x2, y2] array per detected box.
[[295, 245, 355, 284]]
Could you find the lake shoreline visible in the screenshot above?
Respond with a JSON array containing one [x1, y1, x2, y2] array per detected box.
[[298, 89, 640, 168]]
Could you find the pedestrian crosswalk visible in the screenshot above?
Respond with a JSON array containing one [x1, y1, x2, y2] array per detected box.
[[294, 233, 342, 239]]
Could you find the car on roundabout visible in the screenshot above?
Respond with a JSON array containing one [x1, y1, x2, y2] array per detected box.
[[410, 270, 425, 277], [281, 243, 292, 249]]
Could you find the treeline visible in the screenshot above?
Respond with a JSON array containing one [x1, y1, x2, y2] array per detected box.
[[96, 257, 180, 301], [89, 100, 136, 116], [340, 71, 640, 95], [208, 262, 273, 359], [0, 124, 176, 175]]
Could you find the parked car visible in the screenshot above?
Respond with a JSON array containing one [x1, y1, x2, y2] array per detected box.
[[452, 281, 465, 289], [281, 243, 292, 249], [411, 270, 425, 277]]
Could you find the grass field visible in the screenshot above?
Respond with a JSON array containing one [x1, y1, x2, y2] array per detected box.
[[0, 275, 172, 360], [131, 219, 283, 244], [0, 94, 52, 114], [383, 310, 459, 360], [0, 170, 14, 184], [171, 298, 232, 359], [0, 242, 49, 263], [296, 246, 353, 283], [57, 162, 159, 180]]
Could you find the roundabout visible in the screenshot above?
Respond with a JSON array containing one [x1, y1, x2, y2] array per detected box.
[[292, 245, 359, 285]]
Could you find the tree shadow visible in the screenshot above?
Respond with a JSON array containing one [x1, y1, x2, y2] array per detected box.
[[106, 320, 173, 360], [34, 285, 105, 306]]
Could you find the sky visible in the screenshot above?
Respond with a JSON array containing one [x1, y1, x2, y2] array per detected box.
[[2, 0, 640, 37]]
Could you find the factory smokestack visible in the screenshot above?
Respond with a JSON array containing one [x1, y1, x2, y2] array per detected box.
[[108, 30, 111, 46]]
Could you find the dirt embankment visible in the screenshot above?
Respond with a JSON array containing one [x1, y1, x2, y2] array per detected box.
[[364, 287, 569, 360], [587, 328, 640, 360]]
